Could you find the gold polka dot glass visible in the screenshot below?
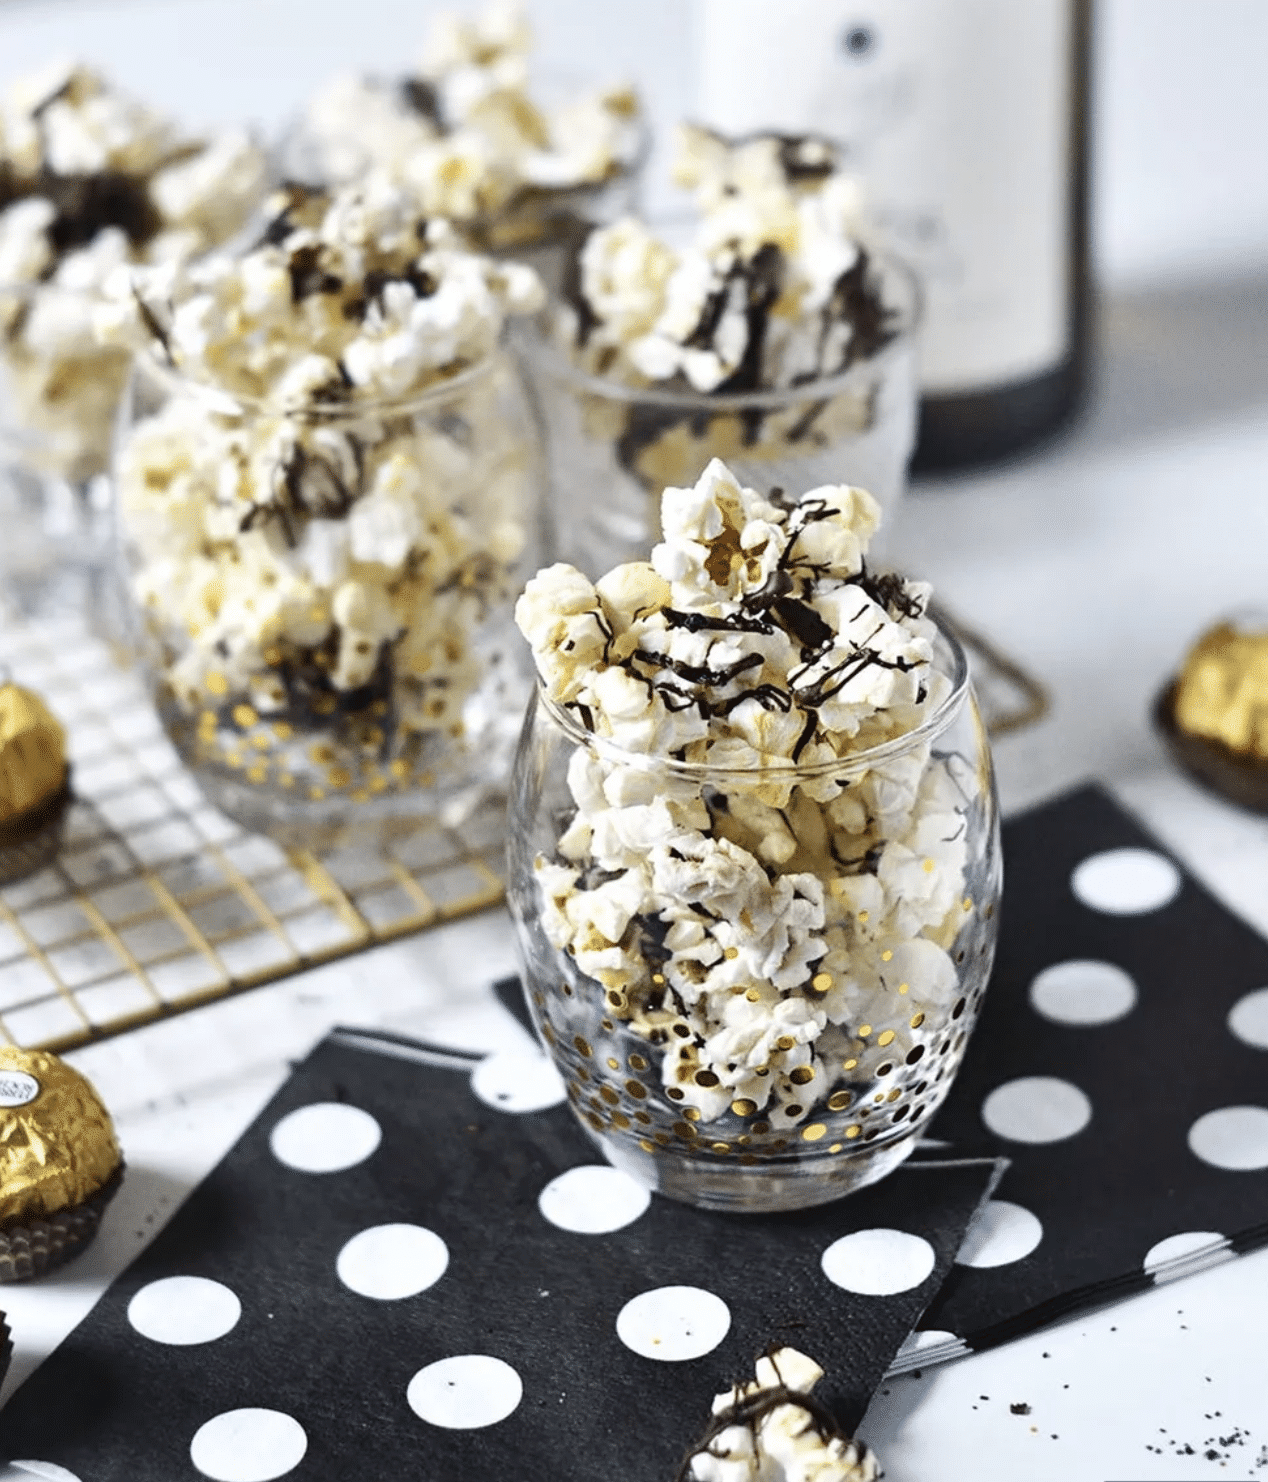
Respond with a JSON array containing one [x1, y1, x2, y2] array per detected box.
[[508, 612, 1001, 1212], [115, 348, 545, 848]]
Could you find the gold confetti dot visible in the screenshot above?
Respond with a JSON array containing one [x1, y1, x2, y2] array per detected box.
[[898, 982, 910, 995], [573, 1036, 592, 1058], [634, 1111, 651, 1125], [639, 1138, 655, 1153], [910, 1012, 925, 1029], [878, 1029, 896, 1047], [629, 1054, 648, 1072], [263, 646, 282, 667], [802, 1123, 828, 1142], [731, 1098, 757, 1117], [606, 1057, 620, 1070], [963, 897, 974, 911], [790, 1066, 815, 1086], [279, 773, 293, 788], [225, 752, 243, 768], [654, 1131, 671, 1146], [610, 1111, 630, 1130], [327, 767, 351, 789], [887, 1088, 902, 1102], [923, 858, 935, 873], [672, 1121, 697, 1140], [247, 764, 267, 784], [845, 1124, 862, 1139], [857, 909, 869, 922], [205, 672, 228, 696], [389, 759, 410, 779], [684, 1107, 701, 1122], [745, 988, 761, 1002], [881, 950, 893, 962], [811, 972, 833, 992], [232, 704, 258, 728], [842, 1058, 859, 1071], [775, 1035, 796, 1052], [829, 1143, 844, 1154], [251, 734, 272, 750], [724, 946, 738, 960], [666, 1086, 684, 1101], [652, 973, 665, 985], [694, 1069, 720, 1088], [857, 1024, 872, 1038], [585, 1112, 604, 1131], [625, 1080, 648, 1100], [350, 789, 370, 803], [752, 1121, 770, 1135], [198, 710, 217, 732], [827, 1091, 853, 1112], [710, 1142, 730, 1155]]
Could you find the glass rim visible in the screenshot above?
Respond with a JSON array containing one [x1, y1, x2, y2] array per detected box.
[[535, 603, 971, 781], [131, 338, 505, 420], [516, 253, 920, 413]]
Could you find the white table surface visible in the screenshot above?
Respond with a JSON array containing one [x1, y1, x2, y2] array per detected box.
[[1, 272, 1266, 1481]]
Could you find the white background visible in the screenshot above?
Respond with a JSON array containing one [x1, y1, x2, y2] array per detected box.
[[0, 0, 1266, 289]]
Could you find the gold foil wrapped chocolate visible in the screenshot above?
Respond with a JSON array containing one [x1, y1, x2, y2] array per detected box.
[[0, 683, 67, 824], [1157, 617, 1268, 813], [0, 1047, 120, 1229], [1173, 622, 1268, 762]]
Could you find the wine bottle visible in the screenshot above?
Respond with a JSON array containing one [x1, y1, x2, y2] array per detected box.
[[695, 0, 1093, 470]]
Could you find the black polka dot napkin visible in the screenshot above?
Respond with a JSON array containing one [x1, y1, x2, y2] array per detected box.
[[0, 1026, 1000, 1481], [896, 783, 1268, 1370]]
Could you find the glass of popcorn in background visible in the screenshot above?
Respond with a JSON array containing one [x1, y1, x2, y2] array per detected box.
[[518, 125, 919, 581], [508, 460, 999, 1212], [107, 180, 546, 849], [284, 0, 647, 287], [0, 61, 268, 621]]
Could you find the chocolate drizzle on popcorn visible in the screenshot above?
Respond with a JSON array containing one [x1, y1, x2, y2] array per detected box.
[[516, 459, 990, 1148], [679, 1348, 879, 1482]]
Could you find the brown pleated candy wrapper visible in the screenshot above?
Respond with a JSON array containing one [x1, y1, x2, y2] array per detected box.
[[0, 1047, 123, 1282], [0, 681, 71, 885]]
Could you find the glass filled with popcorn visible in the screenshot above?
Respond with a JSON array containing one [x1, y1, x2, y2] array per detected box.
[[110, 180, 546, 848], [518, 125, 918, 580], [508, 459, 999, 1212], [0, 61, 268, 620]]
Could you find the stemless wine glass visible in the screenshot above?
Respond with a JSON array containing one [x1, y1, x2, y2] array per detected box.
[[508, 612, 1000, 1213], [115, 345, 546, 849], [518, 259, 919, 580]]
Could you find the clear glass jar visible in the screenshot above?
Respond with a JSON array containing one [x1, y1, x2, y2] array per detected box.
[[115, 348, 546, 848], [0, 280, 124, 623], [517, 262, 918, 580], [508, 612, 1000, 1212]]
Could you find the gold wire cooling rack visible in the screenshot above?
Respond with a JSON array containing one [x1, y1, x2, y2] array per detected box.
[[0, 611, 1046, 1055]]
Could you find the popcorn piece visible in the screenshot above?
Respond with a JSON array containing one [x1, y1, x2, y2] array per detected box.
[[683, 1347, 880, 1482]]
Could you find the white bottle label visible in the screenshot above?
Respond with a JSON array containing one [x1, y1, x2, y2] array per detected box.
[[696, 0, 1073, 395]]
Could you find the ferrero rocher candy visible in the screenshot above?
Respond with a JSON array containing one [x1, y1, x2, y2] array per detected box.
[[0, 683, 68, 825], [0, 1047, 122, 1281], [1173, 622, 1268, 763]]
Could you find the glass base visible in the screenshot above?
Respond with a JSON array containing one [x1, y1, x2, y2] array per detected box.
[[592, 1118, 921, 1214]]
